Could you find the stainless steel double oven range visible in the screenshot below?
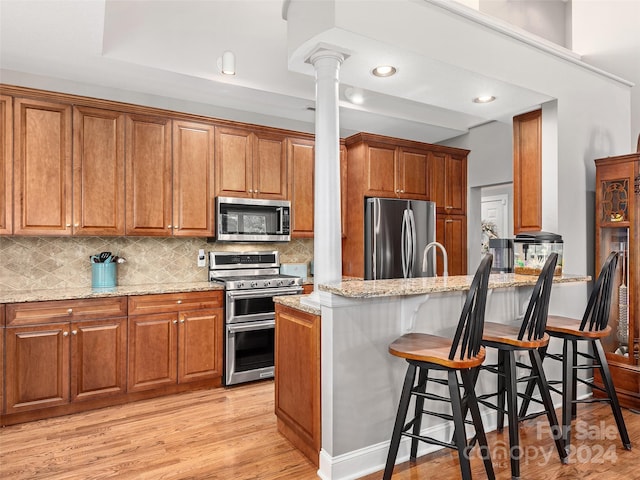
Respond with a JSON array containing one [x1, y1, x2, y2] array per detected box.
[[208, 251, 303, 386]]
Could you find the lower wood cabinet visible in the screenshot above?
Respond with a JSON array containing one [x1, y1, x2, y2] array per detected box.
[[1, 290, 223, 426], [436, 214, 467, 276], [4, 297, 128, 415], [127, 292, 223, 392], [275, 303, 321, 466]]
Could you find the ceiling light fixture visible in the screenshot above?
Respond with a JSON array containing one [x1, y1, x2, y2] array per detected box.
[[217, 50, 236, 76], [371, 65, 397, 77], [344, 87, 365, 105], [473, 95, 496, 103]]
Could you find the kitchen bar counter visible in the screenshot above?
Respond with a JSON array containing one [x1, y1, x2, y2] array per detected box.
[[312, 272, 592, 480], [318, 272, 590, 298], [0, 281, 223, 304]]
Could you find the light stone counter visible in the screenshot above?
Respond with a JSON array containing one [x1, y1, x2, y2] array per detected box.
[[318, 272, 590, 298], [274, 294, 321, 316], [0, 281, 224, 304]]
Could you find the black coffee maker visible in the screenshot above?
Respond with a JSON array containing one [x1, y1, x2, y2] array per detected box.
[[489, 238, 514, 273]]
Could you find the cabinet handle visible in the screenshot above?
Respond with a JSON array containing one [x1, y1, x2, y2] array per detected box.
[[446, 205, 454, 209], [67, 308, 73, 315], [63, 331, 69, 337], [179, 319, 185, 324], [400, 190, 404, 193], [72, 330, 77, 335], [445, 219, 454, 223], [167, 225, 172, 229], [177, 300, 182, 304], [173, 320, 178, 324], [74, 223, 79, 227]]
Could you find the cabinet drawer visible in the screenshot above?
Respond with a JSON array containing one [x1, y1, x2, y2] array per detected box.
[[128, 291, 223, 315], [6, 297, 127, 326]]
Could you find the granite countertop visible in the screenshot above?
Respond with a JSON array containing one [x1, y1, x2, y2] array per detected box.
[[317, 273, 591, 299], [0, 281, 224, 304], [274, 294, 321, 316]]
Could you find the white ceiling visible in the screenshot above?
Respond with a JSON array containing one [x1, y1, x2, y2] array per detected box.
[[0, 0, 616, 144]]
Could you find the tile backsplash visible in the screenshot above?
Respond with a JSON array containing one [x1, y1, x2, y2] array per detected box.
[[0, 236, 313, 291]]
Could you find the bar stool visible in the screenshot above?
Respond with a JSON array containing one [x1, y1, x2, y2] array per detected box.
[[519, 251, 631, 453], [476, 253, 567, 479], [383, 254, 495, 480]]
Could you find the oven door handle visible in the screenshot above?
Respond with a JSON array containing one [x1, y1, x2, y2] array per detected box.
[[227, 320, 275, 333], [226, 287, 302, 299]]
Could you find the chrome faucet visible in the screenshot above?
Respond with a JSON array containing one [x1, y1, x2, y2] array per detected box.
[[422, 241, 449, 277]]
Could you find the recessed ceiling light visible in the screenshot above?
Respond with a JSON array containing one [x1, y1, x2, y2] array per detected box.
[[473, 95, 496, 103], [371, 65, 397, 77]]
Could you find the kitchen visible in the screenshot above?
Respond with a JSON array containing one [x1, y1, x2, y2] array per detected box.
[[2, 1, 640, 479]]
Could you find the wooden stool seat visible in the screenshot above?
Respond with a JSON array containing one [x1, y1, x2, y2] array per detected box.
[[389, 333, 485, 369], [545, 314, 611, 339], [482, 321, 549, 349]]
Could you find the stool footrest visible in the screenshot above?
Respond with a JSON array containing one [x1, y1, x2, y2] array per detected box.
[[403, 431, 458, 451]]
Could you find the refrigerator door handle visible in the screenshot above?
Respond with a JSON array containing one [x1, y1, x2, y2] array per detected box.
[[408, 208, 417, 276], [401, 209, 409, 278]]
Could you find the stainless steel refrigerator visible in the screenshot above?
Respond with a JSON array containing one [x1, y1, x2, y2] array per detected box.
[[364, 197, 437, 280]]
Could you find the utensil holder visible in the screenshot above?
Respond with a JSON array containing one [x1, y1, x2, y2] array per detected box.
[[92, 262, 117, 288]]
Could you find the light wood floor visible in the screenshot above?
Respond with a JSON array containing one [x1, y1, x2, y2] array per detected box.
[[1, 380, 639, 479]]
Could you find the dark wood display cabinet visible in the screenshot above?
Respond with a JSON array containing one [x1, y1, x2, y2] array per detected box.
[[594, 152, 640, 409]]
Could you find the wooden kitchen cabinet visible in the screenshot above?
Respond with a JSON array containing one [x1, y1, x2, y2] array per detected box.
[[72, 106, 125, 235], [275, 303, 321, 466], [436, 214, 467, 276], [593, 152, 640, 409], [343, 132, 469, 278], [215, 125, 287, 200], [4, 297, 128, 415], [172, 120, 215, 236], [1, 95, 12, 235], [287, 137, 315, 237], [125, 113, 172, 235], [513, 109, 542, 233], [13, 97, 72, 235], [429, 150, 467, 215], [127, 291, 223, 392]]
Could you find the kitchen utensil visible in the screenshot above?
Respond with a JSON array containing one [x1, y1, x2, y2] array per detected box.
[[98, 251, 111, 262]]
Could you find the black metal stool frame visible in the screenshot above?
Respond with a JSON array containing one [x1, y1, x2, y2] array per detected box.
[[383, 255, 495, 480], [519, 251, 632, 454]]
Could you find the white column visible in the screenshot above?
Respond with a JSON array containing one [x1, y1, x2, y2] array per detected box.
[[306, 49, 344, 304]]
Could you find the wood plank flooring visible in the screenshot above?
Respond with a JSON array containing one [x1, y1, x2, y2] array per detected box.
[[1, 380, 639, 479]]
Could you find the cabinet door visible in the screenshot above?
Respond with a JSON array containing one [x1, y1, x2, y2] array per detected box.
[[341, 144, 347, 237], [253, 131, 287, 199], [173, 120, 215, 236], [1, 95, 12, 235], [364, 143, 397, 197], [5, 323, 70, 413], [513, 109, 542, 233], [125, 114, 172, 236], [73, 106, 125, 235], [446, 154, 467, 215], [288, 137, 315, 237], [397, 148, 428, 199], [128, 313, 178, 392], [429, 151, 447, 212], [71, 317, 127, 402], [436, 215, 467, 276], [215, 125, 253, 198], [178, 308, 222, 383], [13, 98, 72, 235]]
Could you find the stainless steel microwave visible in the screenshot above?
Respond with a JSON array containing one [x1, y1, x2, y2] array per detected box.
[[216, 197, 291, 242]]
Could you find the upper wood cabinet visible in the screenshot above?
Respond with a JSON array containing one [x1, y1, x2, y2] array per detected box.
[[429, 151, 467, 215], [125, 114, 172, 236], [287, 137, 315, 237], [351, 136, 429, 200], [72, 106, 125, 235], [172, 120, 215, 237], [13, 97, 72, 235], [215, 125, 287, 200], [513, 109, 542, 233], [0, 95, 12, 235]]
